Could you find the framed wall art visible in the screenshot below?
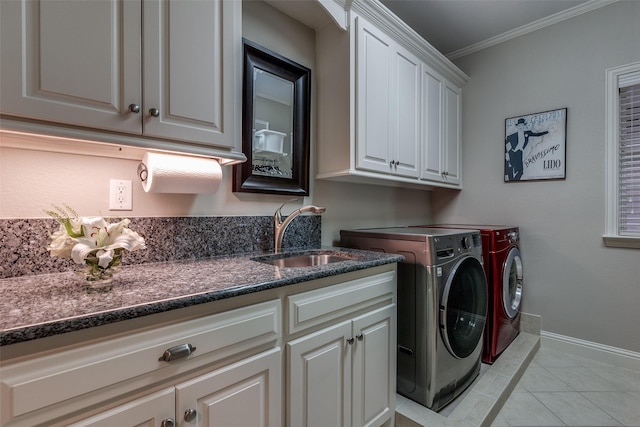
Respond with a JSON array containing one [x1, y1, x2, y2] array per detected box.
[[504, 108, 567, 182]]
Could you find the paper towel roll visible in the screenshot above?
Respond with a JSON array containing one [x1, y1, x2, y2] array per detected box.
[[139, 152, 222, 194]]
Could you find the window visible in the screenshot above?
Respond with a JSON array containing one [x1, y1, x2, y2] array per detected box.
[[604, 62, 640, 248]]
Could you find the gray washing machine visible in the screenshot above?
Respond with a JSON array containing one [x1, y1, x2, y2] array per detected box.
[[340, 227, 488, 411]]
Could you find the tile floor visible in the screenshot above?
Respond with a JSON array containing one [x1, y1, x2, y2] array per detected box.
[[396, 332, 540, 427], [395, 332, 640, 427], [491, 347, 640, 426]]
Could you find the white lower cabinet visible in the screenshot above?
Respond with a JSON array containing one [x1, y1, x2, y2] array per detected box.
[[0, 300, 282, 427], [0, 267, 397, 427], [288, 306, 395, 427], [352, 306, 396, 427], [68, 348, 281, 427], [286, 270, 397, 427], [175, 348, 281, 427], [288, 320, 353, 427], [66, 388, 176, 427]]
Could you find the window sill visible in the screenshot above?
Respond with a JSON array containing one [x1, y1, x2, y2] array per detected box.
[[603, 235, 640, 249]]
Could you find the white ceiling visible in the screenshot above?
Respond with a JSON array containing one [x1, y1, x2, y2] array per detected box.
[[378, 0, 608, 58]]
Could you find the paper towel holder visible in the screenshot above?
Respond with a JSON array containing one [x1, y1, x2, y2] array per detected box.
[[233, 39, 310, 196], [137, 162, 148, 182]]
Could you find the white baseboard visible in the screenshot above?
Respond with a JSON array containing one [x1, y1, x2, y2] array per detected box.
[[541, 330, 640, 372]]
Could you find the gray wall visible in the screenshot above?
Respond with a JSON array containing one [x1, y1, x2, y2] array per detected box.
[[1, 0, 432, 240], [433, 1, 640, 352], [244, 0, 434, 246]]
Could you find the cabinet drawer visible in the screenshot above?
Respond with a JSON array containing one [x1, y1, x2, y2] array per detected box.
[[0, 300, 280, 422], [66, 388, 176, 427], [287, 271, 395, 335]]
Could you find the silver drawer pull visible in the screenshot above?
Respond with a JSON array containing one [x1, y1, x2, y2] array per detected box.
[[158, 343, 196, 362]]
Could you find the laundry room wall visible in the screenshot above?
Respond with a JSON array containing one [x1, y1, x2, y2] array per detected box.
[[243, 0, 434, 246], [0, 0, 433, 258], [432, 1, 640, 354]]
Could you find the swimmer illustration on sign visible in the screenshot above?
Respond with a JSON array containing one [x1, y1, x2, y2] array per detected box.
[[505, 118, 549, 181]]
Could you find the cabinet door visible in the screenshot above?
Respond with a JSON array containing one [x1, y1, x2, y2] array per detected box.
[[355, 16, 394, 175], [143, 0, 239, 148], [421, 64, 444, 181], [0, 0, 141, 134], [66, 388, 175, 427], [287, 321, 353, 427], [391, 45, 421, 178], [355, 15, 420, 179], [352, 305, 396, 427], [443, 82, 462, 185], [421, 63, 462, 186], [176, 348, 282, 427]]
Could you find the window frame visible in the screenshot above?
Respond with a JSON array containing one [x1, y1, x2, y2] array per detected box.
[[604, 61, 640, 249]]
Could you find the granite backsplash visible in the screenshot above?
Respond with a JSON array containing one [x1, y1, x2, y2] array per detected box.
[[0, 216, 322, 279]]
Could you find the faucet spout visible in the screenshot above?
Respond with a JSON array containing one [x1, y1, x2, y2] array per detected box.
[[274, 199, 326, 253]]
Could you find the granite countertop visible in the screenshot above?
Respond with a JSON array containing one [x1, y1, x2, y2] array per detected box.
[[0, 247, 402, 346]]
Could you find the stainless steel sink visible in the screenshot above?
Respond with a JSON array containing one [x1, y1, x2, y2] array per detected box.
[[252, 250, 359, 268]]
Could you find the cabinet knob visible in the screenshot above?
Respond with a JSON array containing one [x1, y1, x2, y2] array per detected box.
[[356, 333, 364, 341], [149, 108, 160, 117], [184, 408, 198, 423], [161, 418, 175, 427], [128, 103, 140, 113], [346, 337, 355, 345]]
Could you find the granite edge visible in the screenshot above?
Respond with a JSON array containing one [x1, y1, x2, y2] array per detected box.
[[1, 251, 402, 346]]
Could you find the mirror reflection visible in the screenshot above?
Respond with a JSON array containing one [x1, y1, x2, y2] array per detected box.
[[252, 70, 294, 179], [233, 39, 310, 196]]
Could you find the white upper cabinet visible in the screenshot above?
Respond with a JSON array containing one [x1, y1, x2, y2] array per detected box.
[[316, 0, 468, 189], [355, 20, 393, 175], [356, 18, 420, 179], [443, 82, 462, 185], [0, 1, 141, 133], [142, 0, 237, 147], [421, 65, 462, 185], [0, 0, 241, 154], [392, 44, 422, 179]]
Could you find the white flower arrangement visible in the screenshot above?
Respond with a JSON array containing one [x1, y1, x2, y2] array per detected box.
[[46, 205, 146, 278]]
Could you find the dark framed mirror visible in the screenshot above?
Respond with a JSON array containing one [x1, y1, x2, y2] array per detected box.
[[233, 39, 311, 195]]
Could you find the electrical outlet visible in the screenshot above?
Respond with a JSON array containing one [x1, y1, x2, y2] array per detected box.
[[109, 179, 132, 210]]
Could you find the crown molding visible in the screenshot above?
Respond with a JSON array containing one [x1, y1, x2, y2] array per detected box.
[[446, 0, 619, 61]]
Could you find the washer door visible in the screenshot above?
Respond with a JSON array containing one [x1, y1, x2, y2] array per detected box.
[[441, 256, 488, 359], [503, 247, 523, 319]]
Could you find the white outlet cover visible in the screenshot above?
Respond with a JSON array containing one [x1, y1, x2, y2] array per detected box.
[[109, 179, 133, 210]]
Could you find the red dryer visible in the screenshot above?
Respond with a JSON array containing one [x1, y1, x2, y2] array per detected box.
[[413, 224, 523, 363]]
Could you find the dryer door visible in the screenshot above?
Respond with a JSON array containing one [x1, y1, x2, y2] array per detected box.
[[503, 247, 523, 319], [440, 256, 488, 359]]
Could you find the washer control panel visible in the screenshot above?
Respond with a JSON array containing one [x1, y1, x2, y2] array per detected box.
[[432, 230, 483, 260]]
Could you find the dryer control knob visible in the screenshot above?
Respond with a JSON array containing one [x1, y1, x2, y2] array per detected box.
[[461, 236, 471, 249]]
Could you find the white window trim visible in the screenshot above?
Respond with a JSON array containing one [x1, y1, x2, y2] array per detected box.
[[604, 61, 640, 249]]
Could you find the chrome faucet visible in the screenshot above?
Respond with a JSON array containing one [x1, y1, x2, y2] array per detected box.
[[274, 199, 326, 253]]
